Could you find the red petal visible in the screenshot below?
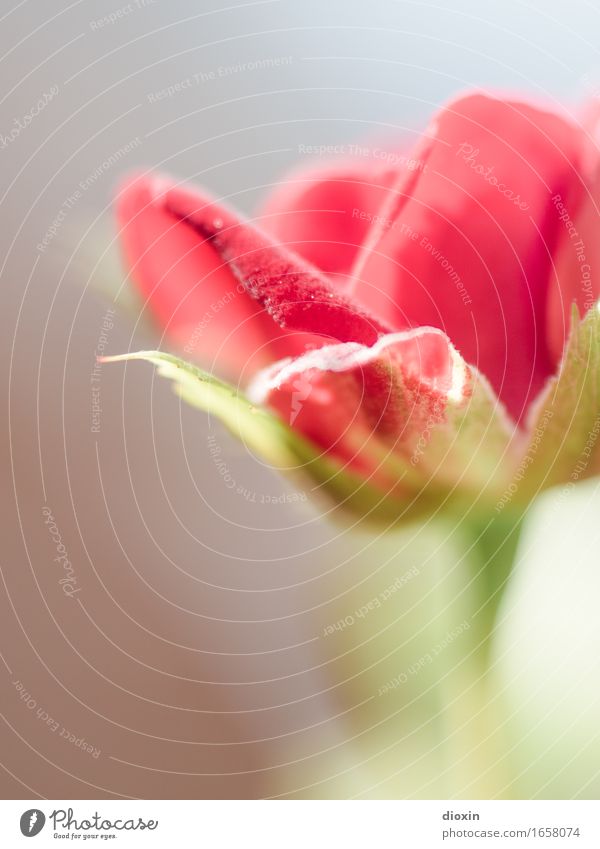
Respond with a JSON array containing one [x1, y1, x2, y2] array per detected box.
[[116, 174, 321, 378], [259, 161, 398, 275], [162, 182, 392, 346], [349, 93, 594, 421], [249, 328, 468, 488], [546, 101, 600, 361]]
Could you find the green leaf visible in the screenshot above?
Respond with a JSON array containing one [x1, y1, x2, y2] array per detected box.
[[103, 301, 600, 528], [515, 304, 600, 501], [101, 350, 437, 525], [103, 350, 301, 465]]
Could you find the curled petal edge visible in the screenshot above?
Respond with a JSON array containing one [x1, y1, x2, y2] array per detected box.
[[101, 302, 600, 525]]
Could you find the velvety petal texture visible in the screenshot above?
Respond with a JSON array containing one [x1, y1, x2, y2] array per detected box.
[[102, 335, 517, 525], [117, 174, 323, 378], [263, 94, 597, 421], [110, 90, 600, 523], [103, 306, 600, 525], [248, 327, 516, 503], [163, 182, 392, 345]]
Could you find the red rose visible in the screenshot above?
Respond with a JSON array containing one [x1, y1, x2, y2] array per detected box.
[[110, 91, 600, 521]]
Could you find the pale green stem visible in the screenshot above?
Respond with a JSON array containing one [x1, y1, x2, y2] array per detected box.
[[271, 512, 524, 799]]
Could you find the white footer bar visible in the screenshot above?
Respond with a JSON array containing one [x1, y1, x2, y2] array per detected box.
[[0, 799, 598, 848]]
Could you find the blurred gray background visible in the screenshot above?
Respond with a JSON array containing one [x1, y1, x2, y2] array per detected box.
[[1, 0, 599, 800]]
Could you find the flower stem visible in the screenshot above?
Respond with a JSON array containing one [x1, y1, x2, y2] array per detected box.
[[467, 511, 524, 664], [283, 512, 524, 798]]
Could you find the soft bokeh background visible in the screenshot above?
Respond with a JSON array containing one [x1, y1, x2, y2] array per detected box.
[[1, 0, 599, 799]]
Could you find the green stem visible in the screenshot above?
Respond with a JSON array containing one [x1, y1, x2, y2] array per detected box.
[[439, 509, 524, 798], [468, 511, 524, 663], [265, 514, 524, 799]]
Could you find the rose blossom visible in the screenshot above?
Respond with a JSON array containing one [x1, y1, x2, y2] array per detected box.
[[106, 91, 600, 522]]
